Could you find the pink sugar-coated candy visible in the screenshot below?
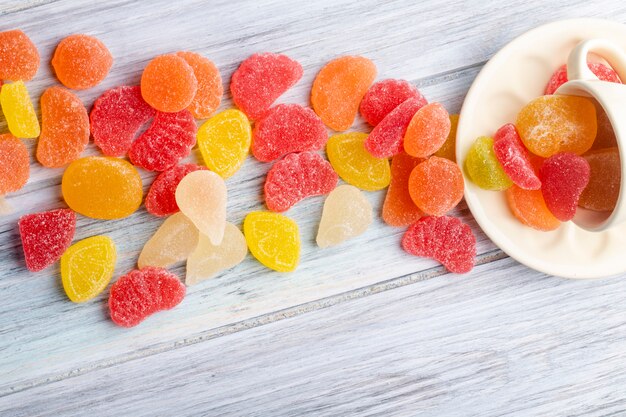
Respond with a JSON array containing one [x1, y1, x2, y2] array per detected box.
[[493, 123, 541, 190], [19, 208, 76, 272], [129, 110, 197, 171], [91, 86, 156, 157], [108, 267, 185, 328], [231, 53, 303, 120], [145, 163, 208, 217], [251, 103, 327, 162], [540, 153, 591, 221], [544, 62, 621, 95], [265, 151, 338, 212], [359, 79, 426, 126], [402, 216, 476, 274], [364, 97, 425, 158]]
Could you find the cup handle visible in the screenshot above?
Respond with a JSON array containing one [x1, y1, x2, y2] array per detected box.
[[568, 38, 626, 82]]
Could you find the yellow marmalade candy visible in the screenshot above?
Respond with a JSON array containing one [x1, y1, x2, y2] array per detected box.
[[61, 235, 117, 303], [197, 109, 251, 178], [62, 157, 143, 220], [465, 136, 512, 191], [326, 132, 390, 191], [0, 80, 40, 138], [434, 114, 459, 162], [244, 211, 300, 272], [516, 95, 597, 157]]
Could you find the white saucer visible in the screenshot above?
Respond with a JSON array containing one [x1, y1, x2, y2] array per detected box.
[[457, 18, 626, 279]]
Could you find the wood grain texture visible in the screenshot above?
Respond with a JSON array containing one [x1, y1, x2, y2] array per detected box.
[[1, 0, 626, 415]]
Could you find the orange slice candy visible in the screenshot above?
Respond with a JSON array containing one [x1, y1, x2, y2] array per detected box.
[[0, 134, 29, 195], [52, 34, 113, 89], [141, 54, 198, 112], [506, 185, 560, 231], [382, 153, 423, 227], [0, 29, 39, 81], [408, 156, 464, 216], [404, 103, 451, 158], [176, 51, 222, 119]]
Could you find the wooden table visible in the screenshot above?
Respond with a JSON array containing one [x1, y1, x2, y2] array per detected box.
[[2, 1, 626, 415]]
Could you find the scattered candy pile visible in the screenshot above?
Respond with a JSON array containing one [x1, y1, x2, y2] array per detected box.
[[465, 62, 622, 230], [1, 29, 475, 328]]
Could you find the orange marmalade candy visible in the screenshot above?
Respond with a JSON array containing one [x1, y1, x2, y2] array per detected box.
[[176, 51, 222, 119], [141, 54, 198, 112], [0, 30, 39, 81], [37, 86, 89, 168], [404, 103, 451, 158], [52, 34, 113, 90], [434, 114, 458, 162], [506, 185, 560, 231], [311, 56, 376, 131], [579, 148, 621, 212], [0, 134, 29, 195], [516, 95, 597, 157], [382, 153, 423, 227], [408, 157, 464, 216]]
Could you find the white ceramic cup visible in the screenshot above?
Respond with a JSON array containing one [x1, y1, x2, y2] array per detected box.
[[556, 38, 626, 232]]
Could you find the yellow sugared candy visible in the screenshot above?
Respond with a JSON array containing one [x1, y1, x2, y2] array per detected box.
[[317, 185, 373, 248], [326, 132, 390, 191], [244, 211, 299, 272], [186, 222, 248, 285], [61, 235, 117, 303], [516, 95, 597, 157], [465, 136, 512, 190], [197, 109, 251, 178], [434, 114, 458, 162], [62, 157, 143, 220], [0, 80, 40, 138], [138, 212, 200, 269]]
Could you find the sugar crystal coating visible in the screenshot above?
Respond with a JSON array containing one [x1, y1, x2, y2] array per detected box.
[[37, 86, 89, 168], [383, 153, 423, 226], [52, 34, 113, 90], [326, 132, 390, 191], [141, 54, 198, 112], [540, 152, 590, 221], [108, 267, 185, 328], [265, 151, 338, 212], [544, 62, 620, 95], [506, 185, 560, 231], [62, 157, 143, 220], [364, 97, 424, 158], [359, 79, 426, 126], [404, 102, 451, 158], [251, 103, 327, 162], [0, 81, 40, 138], [91, 86, 156, 156], [231, 52, 303, 120], [434, 114, 459, 162], [311, 56, 376, 131], [175, 170, 227, 245], [138, 212, 200, 269], [0, 29, 39, 81], [186, 222, 247, 285], [579, 147, 621, 212], [176, 51, 222, 119], [0, 134, 29, 195], [244, 211, 300, 272], [61, 236, 116, 303], [408, 157, 464, 217], [316, 185, 373, 248], [145, 163, 207, 217], [492, 123, 541, 190], [402, 216, 476, 274], [19, 208, 76, 272], [465, 136, 512, 190]]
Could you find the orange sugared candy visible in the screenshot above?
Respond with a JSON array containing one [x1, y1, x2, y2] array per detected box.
[[0, 30, 39, 81], [0, 134, 29, 195], [141, 54, 198, 112], [311, 56, 376, 131], [382, 153, 423, 227], [506, 185, 560, 231], [408, 156, 464, 217], [404, 103, 451, 158], [37, 86, 89, 168], [52, 34, 112, 90], [176, 51, 222, 119], [579, 147, 621, 212], [434, 114, 458, 162]]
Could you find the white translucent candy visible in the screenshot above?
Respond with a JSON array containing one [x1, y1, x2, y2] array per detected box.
[[316, 184, 373, 248], [138, 212, 200, 269], [186, 222, 247, 285], [175, 170, 227, 245], [0, 197, 14, 216]]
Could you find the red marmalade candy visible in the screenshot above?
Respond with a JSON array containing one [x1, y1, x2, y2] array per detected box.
[[129, 110, 197, 171], [540, 153, 591, 221], [91, 86, 156, 157], [359, 79, 425, 126], [265, 151, 338, 212], [108, 267, 185, 327], [19, 208, 76, 272], [251, 103, 327, 162], [544, 62, 621, 95], [364, 97, 425, 158], [492, 123, 541, 190], [231, 53, 303, 120], [402, 216, 476, 274], [145, 163, 208, 217]]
